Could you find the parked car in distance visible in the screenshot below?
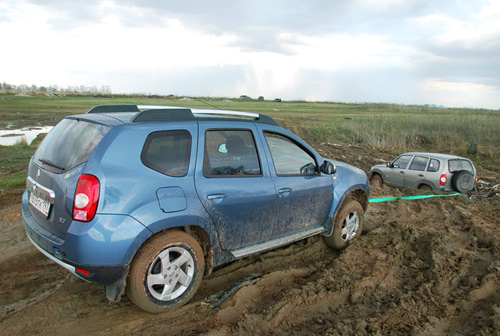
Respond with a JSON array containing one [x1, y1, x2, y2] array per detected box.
[[369, 152, 477, 193], [22, 105, 369, 313]]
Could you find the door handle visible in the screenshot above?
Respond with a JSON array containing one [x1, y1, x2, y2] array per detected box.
[[278, 188, 292, 197], [418, 174, 424, 177], [400, 171, 405, 174], [207, 194, 226, 204]]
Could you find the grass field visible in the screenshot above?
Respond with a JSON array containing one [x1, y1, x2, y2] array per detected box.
[[1, 91, 499, 202]]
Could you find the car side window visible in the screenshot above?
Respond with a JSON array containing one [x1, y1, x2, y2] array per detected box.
[[427, 159, 440, 172], [203, 130, 262, 177], [264, 132, 317, 175], [392, 155, 412, 169], [141, 130, 191, 177], [409, 156, 429, 171]]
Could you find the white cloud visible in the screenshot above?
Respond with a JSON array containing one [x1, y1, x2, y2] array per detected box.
[[421, 78, 500, 108], [1, 0, 499, 109]]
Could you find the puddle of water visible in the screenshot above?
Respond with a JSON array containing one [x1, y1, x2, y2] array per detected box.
[[0, 126, 53, 146]]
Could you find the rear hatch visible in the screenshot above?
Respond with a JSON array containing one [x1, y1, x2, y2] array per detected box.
[[26, 118, 110, 241]]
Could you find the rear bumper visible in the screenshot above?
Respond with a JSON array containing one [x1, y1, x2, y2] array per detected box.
[[26, 232, 128, 286], [22, 190, 152, 287]]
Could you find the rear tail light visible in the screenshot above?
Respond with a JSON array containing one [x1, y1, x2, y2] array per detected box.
[[73, 174, 100, 222], [475, 174, 478, 185], [439, 174, 447, 186]]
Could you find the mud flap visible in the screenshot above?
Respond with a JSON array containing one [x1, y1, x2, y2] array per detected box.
[[105, 267, 129, 302]]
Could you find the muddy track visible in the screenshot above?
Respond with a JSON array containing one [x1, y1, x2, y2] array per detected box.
[[1, 145, 499, 335]]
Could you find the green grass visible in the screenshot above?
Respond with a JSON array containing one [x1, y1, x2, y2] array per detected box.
[[1, 92, 499, 202]]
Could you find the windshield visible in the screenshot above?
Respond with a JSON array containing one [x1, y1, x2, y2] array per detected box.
[[33, 118, 110, 173]]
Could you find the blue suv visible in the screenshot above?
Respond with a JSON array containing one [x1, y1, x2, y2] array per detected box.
[[22, 105, 369, 312]]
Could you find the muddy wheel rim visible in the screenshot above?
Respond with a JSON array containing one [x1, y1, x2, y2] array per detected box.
[[147, 246, 195, 301], [341, 211, 359, 242]]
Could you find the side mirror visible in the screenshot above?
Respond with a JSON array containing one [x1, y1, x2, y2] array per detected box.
[[321, 160, 336, 174], [386, 162, 394, 168]]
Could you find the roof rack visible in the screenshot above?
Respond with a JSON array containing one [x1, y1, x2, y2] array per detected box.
[[86, 105, 279, 126], [132, 108, 195, 122]]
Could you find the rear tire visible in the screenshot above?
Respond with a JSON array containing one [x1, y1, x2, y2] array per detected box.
[[452, 170, 474, 193], [324, 200, 364, 250], [126, 230, 205, 313]]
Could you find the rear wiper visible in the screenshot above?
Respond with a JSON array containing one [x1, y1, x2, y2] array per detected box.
[[39, 159, 65, 171]]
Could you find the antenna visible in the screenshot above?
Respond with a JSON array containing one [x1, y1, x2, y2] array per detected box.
[[194, 98, 223, 110]]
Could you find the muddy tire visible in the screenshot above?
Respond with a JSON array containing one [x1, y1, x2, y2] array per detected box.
[[370, 174, 383, 188], [324, 199, 364, 250], [418, 184, 432, 192], [126, 230, 205, 313], [452, 170, 474, 193]]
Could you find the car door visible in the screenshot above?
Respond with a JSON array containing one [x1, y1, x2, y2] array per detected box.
[[262, 131, 333, 239], [194, 123, 277, 251], [404, 155, 429, 188], [384, 154, 413, 188]]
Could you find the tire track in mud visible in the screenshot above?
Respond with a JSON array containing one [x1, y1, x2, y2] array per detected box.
[[1, 171, 499, 335]]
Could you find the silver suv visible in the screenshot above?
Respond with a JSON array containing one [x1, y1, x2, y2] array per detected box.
[[369, 152, 477, 193]]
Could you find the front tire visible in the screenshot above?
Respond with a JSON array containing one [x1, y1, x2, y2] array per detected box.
[[370, 174, 383, 188], [324, 199, 364, 250], [418, 184, 432, 192], [126, 230, 205, 313]]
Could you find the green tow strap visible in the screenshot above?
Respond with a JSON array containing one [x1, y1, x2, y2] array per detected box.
[[369, 193, 463, 203]]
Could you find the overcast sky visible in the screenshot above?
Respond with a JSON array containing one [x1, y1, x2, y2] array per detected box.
[[1, 0, 499, 109]]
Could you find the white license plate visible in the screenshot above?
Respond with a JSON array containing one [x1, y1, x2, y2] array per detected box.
[[29, 192, 51, 217]]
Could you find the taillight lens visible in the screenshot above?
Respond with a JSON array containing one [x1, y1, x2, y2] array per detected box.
[[73, 174, 100, 222], [439, 174, 447, 186]]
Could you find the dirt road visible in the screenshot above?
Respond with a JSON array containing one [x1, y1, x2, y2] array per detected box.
[[1, 145, 499, 335]]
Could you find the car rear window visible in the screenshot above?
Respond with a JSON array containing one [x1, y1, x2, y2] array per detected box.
[[141, 130, 192, 177], [427, 159, 440, 172], [448, 159, 474, 173], [33, 118, 110, 173]]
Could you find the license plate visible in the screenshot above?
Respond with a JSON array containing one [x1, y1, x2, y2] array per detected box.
[[29, 192, 51, 217]]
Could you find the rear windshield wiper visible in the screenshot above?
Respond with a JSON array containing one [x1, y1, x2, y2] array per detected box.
[[39, 159, 65, 171]]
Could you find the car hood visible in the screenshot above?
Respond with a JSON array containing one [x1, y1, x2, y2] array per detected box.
[[370, 163, 387, 171], [333, 160, 366, 176]]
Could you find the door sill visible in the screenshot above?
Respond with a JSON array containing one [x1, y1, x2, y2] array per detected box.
[[231, 226, 325, 259]]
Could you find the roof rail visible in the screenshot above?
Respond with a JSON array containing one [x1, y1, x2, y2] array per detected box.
[[192, 108, 279, 126], [87, 105, 279, 126], [191, 109, 259, 118], [87, 105, 140, 113]]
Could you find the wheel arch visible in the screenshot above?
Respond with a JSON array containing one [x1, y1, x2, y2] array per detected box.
[[106, 224, 215, 303], [417, 181, 435, 190], [325, 187, 369, 236], [368, 168, 384, 180], [135, 225, 214, 275]]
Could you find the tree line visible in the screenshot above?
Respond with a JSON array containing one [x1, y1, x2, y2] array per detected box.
[[1, 82, 111, 94]]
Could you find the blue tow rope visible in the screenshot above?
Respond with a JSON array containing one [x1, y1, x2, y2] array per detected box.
[[369, 192, 463, 203]]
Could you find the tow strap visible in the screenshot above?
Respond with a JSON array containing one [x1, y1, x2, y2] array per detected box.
[[369, 192, 463, 203]]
